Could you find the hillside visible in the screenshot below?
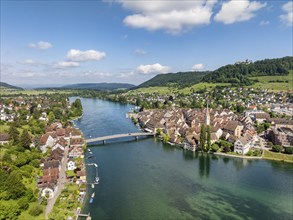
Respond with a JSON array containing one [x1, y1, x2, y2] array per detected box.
[[61, 83, 135, 90], [136, 56, 293, 88], [0, 82, 23, 90], [136, 71, 209, 88]]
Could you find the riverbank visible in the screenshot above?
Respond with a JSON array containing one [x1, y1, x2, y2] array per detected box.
[[214, 152, 263, 159], [262, 150, 293, 163]]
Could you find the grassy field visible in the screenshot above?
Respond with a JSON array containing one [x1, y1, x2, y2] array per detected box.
[[263, 150, 293, 163], [248, 71, 293, 91], [0, 88, 74, 96], [128, 82, 231, 95]]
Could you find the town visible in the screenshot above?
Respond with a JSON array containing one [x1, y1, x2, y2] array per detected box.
[[0, 94, 87, 220]]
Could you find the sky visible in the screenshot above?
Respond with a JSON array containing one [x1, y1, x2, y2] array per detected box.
[[1, 0, 292, 87]]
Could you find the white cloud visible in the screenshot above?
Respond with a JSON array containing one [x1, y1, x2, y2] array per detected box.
[[280, 2, 293, 26], [192, 63, 205, 71], [259, 20, 270, 26], [82, 71, 112, 78], [67, 49, 106, 62], [20, 59, 38, 65], [120, 0, 217, 34], [55, 61, 80, 68], [28, 41, 52, 50], [134, 49, 147, 56], [214, 0, 266, 24], [136, 63, 170, 74]]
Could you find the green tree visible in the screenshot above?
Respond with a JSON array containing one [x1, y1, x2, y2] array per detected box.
[[272, 145, 283, 153], [284, 147, 293, 154], [210, 143, 219, 152], [199, 124, 206, 151], [8, 126, 20, 144], [207, 125, 211, 151], [20, 129, 31, 150], [28, 204, 43, 216], [162, 133, 170, 143], [48, 111, 55, 122]]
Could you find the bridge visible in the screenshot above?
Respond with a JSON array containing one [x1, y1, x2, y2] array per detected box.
[[85, 132, 155, 144]]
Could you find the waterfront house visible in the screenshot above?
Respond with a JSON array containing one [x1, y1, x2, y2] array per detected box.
[[234, 136, 251, 155], [267, 127, 293, 147]]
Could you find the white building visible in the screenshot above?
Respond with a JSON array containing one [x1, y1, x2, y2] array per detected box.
[[234, 136, 251, 155], [67, 160, 76, 171]]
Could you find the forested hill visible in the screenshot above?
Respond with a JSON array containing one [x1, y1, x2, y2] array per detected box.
[[136, 71, 209, 88], [136, 56, 293, 88], [61, 83, 135, 90], [202, 56, 293, 85], [0, 82, 23, 90]]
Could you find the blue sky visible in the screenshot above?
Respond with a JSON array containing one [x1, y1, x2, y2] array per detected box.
[[1, 0, 292, 86]]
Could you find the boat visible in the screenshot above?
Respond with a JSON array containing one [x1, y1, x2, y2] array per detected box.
[[87, 149, 91, 152], [89, 198, 93, 204], [89, 151, 93, 155], [95, 176, 100, 184], [91, 192, 95, 198], [88, 155, 93, 158], [91, 184, 95, 189]]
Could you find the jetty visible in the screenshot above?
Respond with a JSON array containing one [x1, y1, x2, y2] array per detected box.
[[85, 132, 154, 144]]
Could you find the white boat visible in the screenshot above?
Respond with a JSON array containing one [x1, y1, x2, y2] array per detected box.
[[95, 176, 100, 183], [91, 184, 95, 188], [91, 192, 95, 198]]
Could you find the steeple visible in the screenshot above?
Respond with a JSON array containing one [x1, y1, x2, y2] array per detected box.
[[205, 101, 210, 126]]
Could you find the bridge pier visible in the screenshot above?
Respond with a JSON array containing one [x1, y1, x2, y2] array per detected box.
[[102, 140, 105, 144], [135, 136, 138, 141]]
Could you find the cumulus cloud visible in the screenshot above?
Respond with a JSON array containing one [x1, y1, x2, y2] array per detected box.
[[120, 0, 217, 34], [134, 49, 147, 56], [136, 63, 170, 74], [20, 59, 38, 65], [82, 71, 112, 78], [28, 41, 52, 50], [55, 61, 80, 68], [192, 63, 205, 71], [66, 49, 106, 62], [259, 20, 270, 26], [214, 0, 266, 24], [280, 2, 293, 26]]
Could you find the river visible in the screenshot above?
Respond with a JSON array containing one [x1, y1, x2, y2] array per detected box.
[[70, 97, 293, 220]]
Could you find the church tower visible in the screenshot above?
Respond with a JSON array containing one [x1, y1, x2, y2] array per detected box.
[[205, 102, 210, 126]]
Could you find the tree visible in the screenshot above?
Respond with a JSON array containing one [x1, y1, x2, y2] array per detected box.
[[162, 133, 170, 143], [207, 125, 211, 151], [284, 147, 293, 154], [272, 145, 283, 153], [8, 126, 20, 144], [210, 143, 219, 152], [199, 124, 206, 151], [48, 111, 55, 122], [28, 204, 43, 216], [20, 129, 31, 149]]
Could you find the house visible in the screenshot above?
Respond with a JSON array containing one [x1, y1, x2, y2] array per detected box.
[[268, 118, 293, 129], [70, 138, 84, 148], [234, 136, 251, 155], [253, 113, 270, 123], [223, 121, 244, 138], [0, 133, 10, 145], [41, 184, 56, 199], [267, 127, 293, 147], [39, 133, 56, 153], [76, 170, 86, 183], [68, 146, 83, 158], [39, 112, 48, 121], [67, 160, 76, 171]]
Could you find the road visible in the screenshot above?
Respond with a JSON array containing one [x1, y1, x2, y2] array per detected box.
[[45, 146, 69, 219]]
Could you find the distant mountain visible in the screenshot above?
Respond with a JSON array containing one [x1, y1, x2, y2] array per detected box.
[[0, 82, 23, 90], [136, 56, 293, 88], [61, 83, 135, 90]]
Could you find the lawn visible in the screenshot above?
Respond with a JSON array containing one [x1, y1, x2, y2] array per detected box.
[[263, 150, 293, 163], [248, 71, 293, 91], [0, 124, 10, 133], [0, 89, 74, 96]]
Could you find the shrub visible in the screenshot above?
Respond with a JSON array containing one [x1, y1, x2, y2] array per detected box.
[[284, 147, 293, 154], [17, 197, 29, 210], [29, 204, 43, 216], [272, 145, 283, 153]]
